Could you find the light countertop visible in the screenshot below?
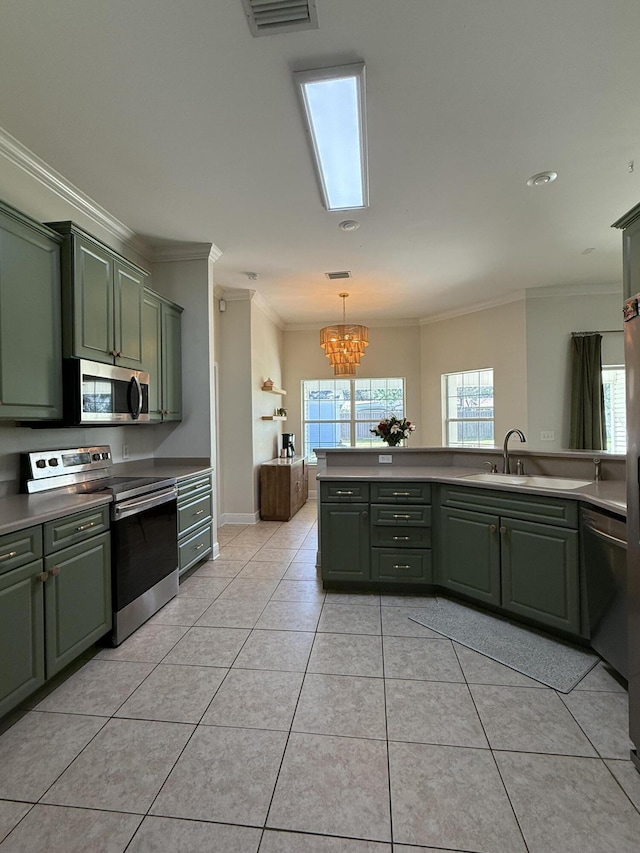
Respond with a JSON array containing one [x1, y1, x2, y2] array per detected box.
[[317, 465, 626, 517]]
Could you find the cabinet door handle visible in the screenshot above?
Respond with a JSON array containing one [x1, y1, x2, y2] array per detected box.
[[393, 536, 411, 540], [392, 564, 412, 570], [76, 521, 97, 532], [489, 524, 497, 533], [500, 526, 507, 534], [362, 511, 368, 520], [336, 490, 354, 496], [392, 514, 411, 520], [49, 566, 61, 577], [392, 491, 411, 496], [37, 571, 49, 582], [0, 550, 17, 562]]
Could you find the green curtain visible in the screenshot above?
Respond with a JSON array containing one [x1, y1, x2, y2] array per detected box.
[[569, 333, 605, 450]]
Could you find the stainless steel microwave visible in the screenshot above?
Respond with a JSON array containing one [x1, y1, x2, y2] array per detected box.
[[63, 359, 150, 425]]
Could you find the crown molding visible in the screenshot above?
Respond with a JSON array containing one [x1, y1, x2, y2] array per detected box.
[[419, 291, 526, 325], [0, 125, 149, 254], [525, 281, 622, 298], [220, 288, 285, 328], [151, 242, 222, 263]]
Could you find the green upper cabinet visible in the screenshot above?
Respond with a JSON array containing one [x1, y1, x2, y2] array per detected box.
[[48, 222, 146, 368], [142, 288, 182, 422], [0, 201, 63, 420]]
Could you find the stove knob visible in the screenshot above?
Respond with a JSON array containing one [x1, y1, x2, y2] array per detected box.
[[48, 458, 59, 467], [92, 453, 101, 461], [35, 459, 47, 469]]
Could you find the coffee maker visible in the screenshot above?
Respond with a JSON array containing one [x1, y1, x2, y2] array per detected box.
[[281, 433, 296, 458]]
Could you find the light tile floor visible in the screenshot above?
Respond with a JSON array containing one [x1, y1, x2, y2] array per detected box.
[[1, 502, 640, 851]]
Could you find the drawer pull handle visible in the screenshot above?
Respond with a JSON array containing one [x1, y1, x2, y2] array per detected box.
[[393, 536, 411, 540], [49, 566, 61, 577], [76, 521, 97, 532], [392, 491, 411, 496], [392, 514, 411, 520], [194, 509, 205, 516], [0, 550, 17, 561], [37, 571, 49, 582], [335, 490, 354, 496], [195, 543, 206, 550], [392, 564, 412, 570]]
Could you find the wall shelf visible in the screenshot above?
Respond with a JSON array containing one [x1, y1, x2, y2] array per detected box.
[[262, 379, 287, 395], [261, 415, 287, 421]]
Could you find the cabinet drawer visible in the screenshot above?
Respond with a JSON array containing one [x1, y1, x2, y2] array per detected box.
[[440, 485, 578, 528], [178, 493, 212, 536], [371, 505, 431, 526], [321, 482, 369, 503], [371, 549, 433, 583], [44, 506, 110, 554], [179, 523, 212, 573], [178, 472, 212, 503], [371, 483, 431, 504], [371, 525, 432, 548], [0, 526, 43, 575]]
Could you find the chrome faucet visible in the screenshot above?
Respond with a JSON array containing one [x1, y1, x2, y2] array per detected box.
[[594, 457, 602, 481], [502, 429, 526, 474]]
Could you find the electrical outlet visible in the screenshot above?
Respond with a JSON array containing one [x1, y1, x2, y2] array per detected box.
[[540, 431, 555, 441], [378, 454, 393, 464], [122, 444, 129, 459]]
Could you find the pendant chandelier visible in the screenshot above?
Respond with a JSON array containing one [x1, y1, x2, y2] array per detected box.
[[320, 293, 369, 376]]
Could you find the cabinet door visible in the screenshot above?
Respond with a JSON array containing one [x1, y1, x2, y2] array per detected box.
[[72, 235, 114, 363], [0, 560, 45, 717], [161, 302, 182, 420], [141, 290, 163, 421], [501, 518, 580, 634], [44, 533, 112, 677], [320, 503, 370, 582], [439, 507, 501, 605], [114, 261, 144, 368], [0, 211, 63, 419]]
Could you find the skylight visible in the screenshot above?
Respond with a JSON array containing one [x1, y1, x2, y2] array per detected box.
[[294, 63, 369, 211]]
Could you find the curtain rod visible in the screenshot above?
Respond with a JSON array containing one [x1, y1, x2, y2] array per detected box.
[[571, 329, 622, 336]]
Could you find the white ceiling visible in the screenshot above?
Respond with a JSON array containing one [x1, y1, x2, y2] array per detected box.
[[0, 0, 639, 326]]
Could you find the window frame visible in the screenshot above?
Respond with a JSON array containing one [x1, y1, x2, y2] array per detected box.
[[442, 368, 495, 448], [301, 377, 406, 460]]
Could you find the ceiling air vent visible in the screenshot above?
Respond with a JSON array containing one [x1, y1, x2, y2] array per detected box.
[[241, 0, 318, 37], [325, 271, 351, 280]]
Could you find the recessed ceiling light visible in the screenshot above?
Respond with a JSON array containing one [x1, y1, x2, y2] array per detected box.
[[245, 272, 259, 280], [527, 171, 558, 187], [339, 220, 360, 231], [294, 62, 369, 211]]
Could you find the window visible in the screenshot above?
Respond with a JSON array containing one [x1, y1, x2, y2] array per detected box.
[[602, 366, 626, 453], [443, 369, 494, 447], [302, 378, 405, 460]]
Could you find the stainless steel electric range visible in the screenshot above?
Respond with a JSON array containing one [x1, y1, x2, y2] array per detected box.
[[21, 445, 179, 645]]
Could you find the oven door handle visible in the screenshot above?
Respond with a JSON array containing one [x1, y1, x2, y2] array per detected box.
[[113, 487, 177, 520], [128, 375, 143, 421]]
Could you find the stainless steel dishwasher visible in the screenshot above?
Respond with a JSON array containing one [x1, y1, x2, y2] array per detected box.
[[582, 507, 628, 680]]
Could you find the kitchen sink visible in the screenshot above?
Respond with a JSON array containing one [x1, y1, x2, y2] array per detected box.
[[460, 472, 593, 490]]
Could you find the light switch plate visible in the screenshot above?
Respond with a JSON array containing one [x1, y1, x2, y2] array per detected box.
[[378, 454, 393, 463]]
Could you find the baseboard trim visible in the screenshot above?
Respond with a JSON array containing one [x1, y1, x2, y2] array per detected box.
[[219, 511, 261, 526]]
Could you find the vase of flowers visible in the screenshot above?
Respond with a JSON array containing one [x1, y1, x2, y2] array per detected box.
[[370, 416, 416, 447]]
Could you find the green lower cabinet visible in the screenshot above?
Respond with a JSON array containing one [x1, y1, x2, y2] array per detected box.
[[44, 532, 112, 677], [320, 503, 370, 582], [439, 507, 501, 605], [0, 560, 45, 717], [501, 518, 579, 634]]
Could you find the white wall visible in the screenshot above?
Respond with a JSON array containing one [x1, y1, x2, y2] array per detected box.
[[420, 299, 528, 446], [526, 284, 623, 450]]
